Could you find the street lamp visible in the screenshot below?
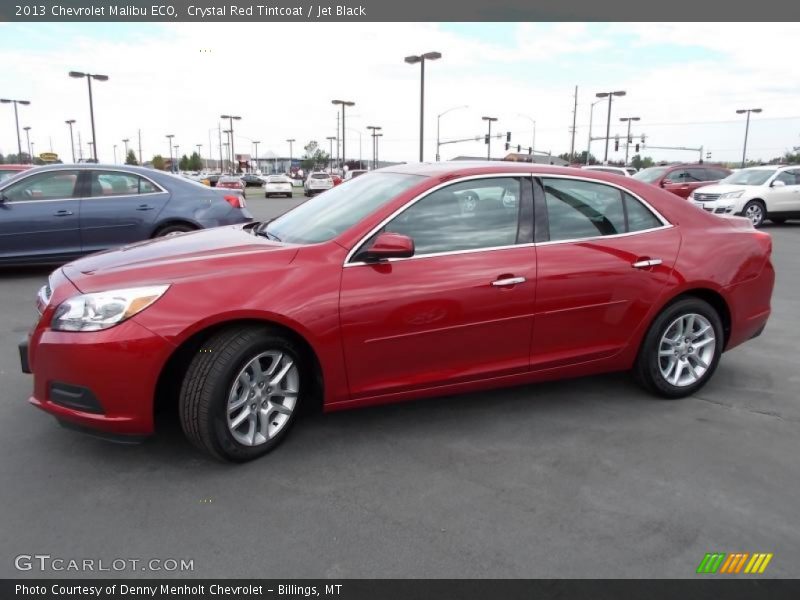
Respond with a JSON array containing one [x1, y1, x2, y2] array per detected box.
[[331, 100, 355, 168], [196, 144, 204, 170], [517, 114, 536, 158], [252, 141, 260, 173], [113, 144, 118, 164], [0, 98, 30, 161], [23, 126, 32, 162], [69, 71, 108, 162], [736, 108, 762, 168], [586, 99, 604, 165], [595, 90, 626, 164], [223, 130, 233, 171], [619, 116, 641, 164], [375, 133, 383, 167], [436, 105, 468, 161], [482, 116, 498, 160], [286, 138, 295, 173], [65, 120, 77, 163], [122, 138, 130, 162], [174, 145, 180, 171], [405, 51, 442, 162], [326, 136, 336, 171], [367, 126, 382, 169], [165, 134, 174, 172], [220, 114, 241, 172]]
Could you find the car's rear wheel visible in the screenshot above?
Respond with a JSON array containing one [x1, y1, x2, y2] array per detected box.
[[154, 223, 196, 237], [634, 297, 723, 399], [179, 326, 304, 462], [742, 200, 766, 228]]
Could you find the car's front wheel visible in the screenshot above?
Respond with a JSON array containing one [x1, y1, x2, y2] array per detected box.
[[634, 297, 723, 399], [179, 326, 304, 462]]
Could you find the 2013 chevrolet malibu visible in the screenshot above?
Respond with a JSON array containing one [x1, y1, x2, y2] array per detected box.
[[20, 163, 774, 462]]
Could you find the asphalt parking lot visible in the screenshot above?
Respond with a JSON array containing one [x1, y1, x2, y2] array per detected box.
[[1, 191, 798, 579]]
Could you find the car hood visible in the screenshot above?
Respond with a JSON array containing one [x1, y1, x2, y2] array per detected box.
[[693, 184, 758, 195], [62, 224, 299, 293]]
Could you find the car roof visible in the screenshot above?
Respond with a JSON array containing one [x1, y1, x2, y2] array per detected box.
[[0, 164, 30, 169], [380, 161, 615, 179]]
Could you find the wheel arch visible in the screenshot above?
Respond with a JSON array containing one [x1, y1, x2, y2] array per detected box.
[[150, 219, 201, 238], [153, 318, 325, 431]]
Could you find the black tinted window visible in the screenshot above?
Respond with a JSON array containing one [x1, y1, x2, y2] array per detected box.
[[383, 178, 522, 255], [666, 169, 688, 182], [624, 193, 662, 232], [704, 168, 728, 180], [686, 169, 707, 182], [543, 178, 626, 241]]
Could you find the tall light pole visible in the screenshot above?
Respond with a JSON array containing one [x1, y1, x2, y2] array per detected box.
[[375, 133, 383, 166], [0, 98, 30, 161], [65, 120, 77, 163], [404, 51, 441, 162], [252, 140, 260, 173], [367, 125, 382, 169], [23, 126, 32, 162], [517, 114, 536, 158], [736, 108, 762, 168], [113, 144, 118, 164], [595, 90, 626, 164], [196, 144, 203, 170], [122, 138, 130, 162], [69, 71, 108, 162], [220, 114, 241, 172], [436, 105, 468, 161], [223, 130, 233, 171], [326, 136, 336, 171], [332, 100, 355, 169], [286, 138, 295, 173], [174, 145, 180, 171], [165, 134, 174, 171], [482, 116, 498, 160], [586, 99, 603, 165], [30, 141, 35, 162], [619, 116, 640, 165]]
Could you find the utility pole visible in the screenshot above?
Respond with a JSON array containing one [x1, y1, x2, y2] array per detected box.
[[569, 85, 578, 159], [137, 129, 142, 166], [218, 124, 223, 172], [482, 116, 498, 160]]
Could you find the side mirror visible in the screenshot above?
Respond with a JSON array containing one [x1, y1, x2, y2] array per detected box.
[[358, 232, 415, 262], [771, 180, 786, 188]]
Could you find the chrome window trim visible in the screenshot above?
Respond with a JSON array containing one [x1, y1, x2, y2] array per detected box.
[[344, 172, 672, 267], [86, 168, 167, 198]]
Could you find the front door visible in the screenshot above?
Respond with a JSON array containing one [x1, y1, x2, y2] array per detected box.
[[339, 176, 537, 399], [531, 176, 681, 369]]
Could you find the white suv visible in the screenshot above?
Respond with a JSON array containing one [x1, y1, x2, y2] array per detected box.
[[689, 165, 800, 227], [304, 172, 334, 196]]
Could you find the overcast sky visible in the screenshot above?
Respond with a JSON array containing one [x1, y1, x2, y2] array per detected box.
[[1, 22, 799, 166]]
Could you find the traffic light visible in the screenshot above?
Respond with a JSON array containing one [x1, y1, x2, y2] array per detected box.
[[506, 132, 511, 143], [505, 143, 510, 151], [528, 147, 532, 155], [485, 134, 489, 144], [635, 144, 640, 152], [614, 135, 619, 152], [517, 144, 521, 153]]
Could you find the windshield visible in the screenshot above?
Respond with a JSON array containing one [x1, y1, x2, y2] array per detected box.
[[632, 167, 669, 183], [311, 173, 330, 179], [268, 176, 289, 183], [721, 169, 776, 186], [265, 172, 424, 244]]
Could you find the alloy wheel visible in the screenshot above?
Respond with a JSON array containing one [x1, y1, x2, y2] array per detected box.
[[658, 313, 717, 387]]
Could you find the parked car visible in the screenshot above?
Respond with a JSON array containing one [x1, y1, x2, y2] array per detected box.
[[264, 175, 294, 198], [241, 174, 265, 188], [689, 165, 800, 227], [200, 174, 221, 187], [0, 164, 252, 265], [19, 163, 774, 462], [581, 165, 636, 177], [344, 169, 368, 180], [216, 175, 246, 194], [304, 171, 334, 196], [0, 164, 32, 183], [633, 164, 731, 198]]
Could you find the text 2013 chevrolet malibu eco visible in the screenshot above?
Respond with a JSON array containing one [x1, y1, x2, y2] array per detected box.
[[19, 163, 774, 462]]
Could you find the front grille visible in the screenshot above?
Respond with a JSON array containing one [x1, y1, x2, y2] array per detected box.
[[694, 193, 721, 202]]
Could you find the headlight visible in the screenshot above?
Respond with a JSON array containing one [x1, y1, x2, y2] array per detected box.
[[51, 285, 169, 332], [720, 191, 744, 199]]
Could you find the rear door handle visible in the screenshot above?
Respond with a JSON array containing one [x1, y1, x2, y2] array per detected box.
[[136, 204, 155, 211], [632, 258, 662, 269], [53, 209, 73, 216], [491, 276, 526, 287]]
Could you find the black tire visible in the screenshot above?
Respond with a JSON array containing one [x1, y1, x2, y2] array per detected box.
[[265, 193, 271, 198], [741, 199, 766, 228], [771, 217, 786, 225], [179, 325, 305, 462], [153, 223, 196, 237], [633, 297, 724, 399]]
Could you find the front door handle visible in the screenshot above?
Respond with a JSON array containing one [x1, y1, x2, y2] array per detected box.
[[136, 204, 155, 211], [491, 276, 526, 287], [53, 209, 73, 216], [632, 258, 662, 269]]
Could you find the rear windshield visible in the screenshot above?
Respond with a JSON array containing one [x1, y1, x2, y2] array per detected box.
[[268, 176, 290, 183], [632, 167, 669, 183], [311, 173, 330, 179]]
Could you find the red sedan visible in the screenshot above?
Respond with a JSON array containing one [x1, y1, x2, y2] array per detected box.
[[20, 163, 774, 462]]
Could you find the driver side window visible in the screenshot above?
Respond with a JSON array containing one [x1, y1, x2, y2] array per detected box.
[[2, 171, 80, 202], [382, 177, 522, 256]]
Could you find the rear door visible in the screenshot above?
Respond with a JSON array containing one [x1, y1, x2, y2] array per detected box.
[[531, 176, 681, 369], [0, 169, 82, 263], [661, 168, 692, 198], [79, 170, 170, 252]]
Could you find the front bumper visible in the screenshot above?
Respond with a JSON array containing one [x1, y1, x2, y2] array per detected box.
[[690, 199, 741, 215], [23, 317, 175, 438]]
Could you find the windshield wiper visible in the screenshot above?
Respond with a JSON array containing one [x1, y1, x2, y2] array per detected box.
[[254, 220, 282, 242]]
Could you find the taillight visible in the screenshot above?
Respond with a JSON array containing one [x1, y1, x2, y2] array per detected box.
[[224, 195, 246, 209]]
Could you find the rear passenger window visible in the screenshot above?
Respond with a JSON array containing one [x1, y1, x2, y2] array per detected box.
[[542, 178, 663, 241], [139, 178, 158, 193], [686, 169, 707, 182]]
